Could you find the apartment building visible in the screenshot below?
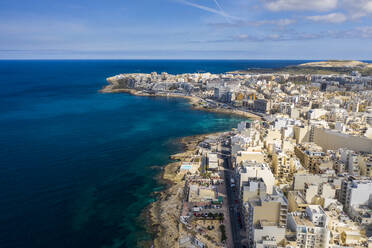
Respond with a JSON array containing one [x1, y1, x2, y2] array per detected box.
[[294, 142, 326, 173], [237, 161, 275, 194], [243, 190, 288, 247], [288, 205, 330, 248]]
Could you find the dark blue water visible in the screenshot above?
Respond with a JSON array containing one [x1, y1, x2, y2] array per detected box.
[[0, 60, 307, 248]]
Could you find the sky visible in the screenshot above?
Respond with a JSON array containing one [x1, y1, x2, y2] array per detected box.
[[0, 0, 372, 59]]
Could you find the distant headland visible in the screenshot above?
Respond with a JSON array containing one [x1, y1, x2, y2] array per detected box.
[[229, 60, 372, 76]]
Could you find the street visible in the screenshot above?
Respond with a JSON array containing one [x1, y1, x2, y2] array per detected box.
[[220, 137, 242, 248]]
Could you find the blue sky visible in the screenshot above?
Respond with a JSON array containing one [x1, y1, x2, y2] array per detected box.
[[0, 0, 372, 59]]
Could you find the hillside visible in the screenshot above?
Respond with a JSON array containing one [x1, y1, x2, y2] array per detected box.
[[230, 60, 372, 76], [298, 60, 369, 68]]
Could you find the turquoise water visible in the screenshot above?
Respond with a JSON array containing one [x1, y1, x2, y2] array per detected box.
[[0, 60, 306, 248]]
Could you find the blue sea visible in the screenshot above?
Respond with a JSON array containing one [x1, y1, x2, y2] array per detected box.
[[0, 60, 308, 248]]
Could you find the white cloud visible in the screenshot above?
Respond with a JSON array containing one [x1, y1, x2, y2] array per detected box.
[[261, 0, 372, 19], [263, 0, 338, 11], [342, 0, 372, 18], [307, 13, 347, 23]]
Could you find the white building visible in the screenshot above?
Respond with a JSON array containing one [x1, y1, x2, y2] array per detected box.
[[340, 177, 372, 213], [253, 222, 286, 248], [288, 205, 331, 248], [207, 152, 218, 170], [308, 109, 328, 120], [237, 161, 275, 194], [339, 149, 359, 175]]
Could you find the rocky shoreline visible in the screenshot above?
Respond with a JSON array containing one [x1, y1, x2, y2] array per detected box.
[[100, 86, 261, 120], [100, 83, 254, 247], [146, 134, 218, 248]]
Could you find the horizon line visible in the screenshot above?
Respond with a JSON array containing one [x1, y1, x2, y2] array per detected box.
[[0, 58, 371, 61]]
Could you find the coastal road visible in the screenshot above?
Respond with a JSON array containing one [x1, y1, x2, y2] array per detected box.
[[207, 98, 265, 120]]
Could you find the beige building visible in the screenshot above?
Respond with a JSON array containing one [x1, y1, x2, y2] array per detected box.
[[304, 183, 336, 206], [294, 143, 326, 173], [359, 154, 372, 177], [326, 208, 366, 247], [264, 129, 282, 153], [341, 231, 362, 246], [293, 125, 310, 144], [288, 181, 336, 213], [282, 139, 296, 153], [293, 125, 372, 154], [241, 178, 266, 203], [288, 191, 308, 212], [304, 183, 319, 204], [236, 149, 265, 164], [271, 152, 298, 182], [243, 190, 288, 246], [292, 173, 328, 191], [188, 184, 216, 203], [312, 127, 372, 153]]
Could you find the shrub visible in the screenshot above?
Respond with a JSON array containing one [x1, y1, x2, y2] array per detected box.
[[219, 225, 227, 242]]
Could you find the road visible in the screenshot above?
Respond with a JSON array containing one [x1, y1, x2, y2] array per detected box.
[[220, 139, 242, 248]]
